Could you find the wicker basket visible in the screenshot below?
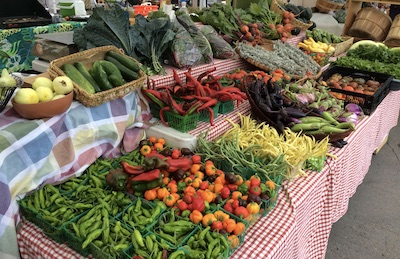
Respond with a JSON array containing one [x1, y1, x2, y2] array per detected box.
[[270, 0, 313, 30], [384, 15, 400, 47], [48, 45, 146, 107], [348, 7, 392, 42], [315, 0, 345, 13], [331, 36, 354, 56]]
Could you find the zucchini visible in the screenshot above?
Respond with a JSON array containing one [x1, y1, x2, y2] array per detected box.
[[62, 64, 95, 94], [92, 61, 113, 91], [104, 56, 139, 82], [98, 60, 126, 87], [303, 7, 313, 21], [106, 50, 140, 72], [74, 62, 101, 92]]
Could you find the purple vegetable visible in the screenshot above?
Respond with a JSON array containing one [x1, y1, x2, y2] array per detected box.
[[345, 103, 363, 116]]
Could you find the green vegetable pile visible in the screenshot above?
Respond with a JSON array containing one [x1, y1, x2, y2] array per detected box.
[[334, 45, 400, 79]]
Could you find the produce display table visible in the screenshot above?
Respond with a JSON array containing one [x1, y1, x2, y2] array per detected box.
[[14, 89, 400, 258]]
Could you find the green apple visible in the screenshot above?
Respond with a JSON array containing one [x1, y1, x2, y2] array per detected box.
[[35, 86, 54, 102], [53, 76, 73, 95], [32, 77, 53, 91]]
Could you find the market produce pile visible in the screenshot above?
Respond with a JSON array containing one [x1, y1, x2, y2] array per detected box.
[[18, 136, 282, 258]]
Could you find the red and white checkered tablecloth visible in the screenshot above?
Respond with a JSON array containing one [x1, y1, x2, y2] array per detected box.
[[15, 56, 400, 259]]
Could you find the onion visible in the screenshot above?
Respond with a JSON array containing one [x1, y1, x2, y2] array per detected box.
[[345, 103, 363, 116]]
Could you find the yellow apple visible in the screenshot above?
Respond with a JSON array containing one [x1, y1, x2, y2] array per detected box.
[[32, 77, 53, 91], [14, 88, 39, 104], [53, 76, 74, 95], [35, 86, 54, 102]]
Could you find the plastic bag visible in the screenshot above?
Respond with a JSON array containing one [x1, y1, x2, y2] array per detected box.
[[175, 11, 213, 64], [170, 19, 203, 68], [199, 25, 238, 59]]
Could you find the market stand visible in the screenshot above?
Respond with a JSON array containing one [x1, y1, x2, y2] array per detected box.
[[14, 88, 400, 258], [1, 1, 400, 258]]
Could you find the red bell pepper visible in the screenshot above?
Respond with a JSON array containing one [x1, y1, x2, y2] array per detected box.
[[191, 196, 205, 213], [121, 161, 145, 175], [129, 169, 161, 182]]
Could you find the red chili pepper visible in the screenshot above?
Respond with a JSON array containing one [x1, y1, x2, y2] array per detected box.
[[142, 89, 163, 100], [121, 161, 145, 175], [197, 67, 216, 82], [166, 91, 185, 115], [206, 106, 215, 126], [185, 71, 206, 97], [197, 99, 218, 112], [216, 91, 235, 101], [194, 96, 213, 102], [160, 106, 171, 126], [129, 169, 161, 182], [185, 100, 204, 115], [172, 69, 183, 86], [203, 85, 217, 98]]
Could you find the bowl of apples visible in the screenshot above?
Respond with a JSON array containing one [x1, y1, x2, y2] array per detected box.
[[11, 75, 74, 119]]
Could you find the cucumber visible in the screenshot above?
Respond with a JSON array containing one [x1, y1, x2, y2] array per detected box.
[[98, 60, 126, 87], [62, 64, 95, 94], [108, 74, 125, 87], [92, 61, 113, 91], [74, 62, 101, 92], [104, 56, 139, 82], [106, 50, 140, 72]]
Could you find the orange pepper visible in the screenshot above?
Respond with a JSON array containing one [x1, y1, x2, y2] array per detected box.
[[148, 136, 157, 144], [189, 210, 203, 224], [157, 187, 170, 200], [200, 189, 214, 203], [163, 194, 177, 207], [194, 171, 204, 180], [235, 175, 244, 186], [205, 163, 217, 176], [184, 186, 196, 196], [190, 164, 202, 174], [266, 180, 276, 190], [231, 191, 242, 200], [157, 138, 166, 145], [184, 177, 193, 186], [191, 178, 202, 189], [244, 180, 251, 189], [214, 183, 224, 194], [153, 142, 163, 151], [214, 175, 226, 185], [140, 145, 151, 156], [214, 210, 229, 222], [223, 218, 237, 233], [202, 213, 217, 227], [246, 202, 260, 214], [144, 189, 157, 201], [167, 182, 178, 193], [208, 184, 215, 192], [233, 222, 246, 236], [171, 192, 180, 201], [228, 235, 240, 249], [162, 177, 170, 186]]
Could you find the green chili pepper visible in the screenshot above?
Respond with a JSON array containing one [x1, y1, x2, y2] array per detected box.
[[82, 229, 103, 249]]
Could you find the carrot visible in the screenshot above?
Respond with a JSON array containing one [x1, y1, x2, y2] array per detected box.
[[283, 11, 290, 19], [283, 18, 291, 25]]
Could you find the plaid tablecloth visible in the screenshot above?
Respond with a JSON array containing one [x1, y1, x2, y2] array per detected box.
[[0, 91, 149, 258], [15, 90, 400, 259]]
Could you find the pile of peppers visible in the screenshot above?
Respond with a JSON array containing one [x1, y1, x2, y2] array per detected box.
[[142, 67, 247, 126], [115, 150, 194, 194]]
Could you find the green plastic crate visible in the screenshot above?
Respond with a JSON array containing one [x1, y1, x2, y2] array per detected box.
[[199, 102, 220, 122], [218, 100, 235, 114], [149, 102, 162, 119], [62, 218, 92, 257], [164, 111, 200, 133]]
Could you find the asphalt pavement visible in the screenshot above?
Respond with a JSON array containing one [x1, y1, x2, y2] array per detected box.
[[325, 122, 400, 259]]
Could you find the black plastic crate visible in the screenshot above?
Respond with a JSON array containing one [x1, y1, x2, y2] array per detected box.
[[391, 79, 400, 91], [320, 66, 393, 115]]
